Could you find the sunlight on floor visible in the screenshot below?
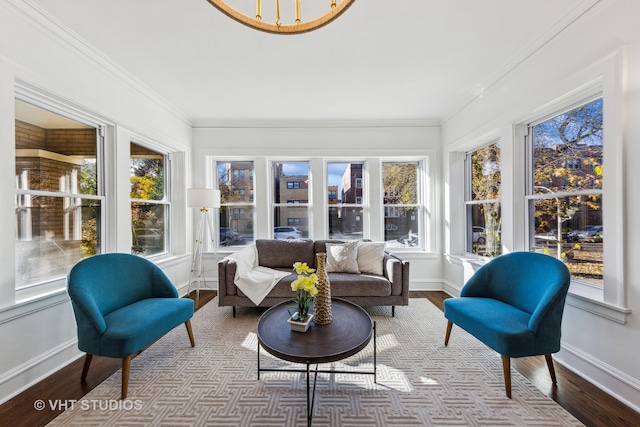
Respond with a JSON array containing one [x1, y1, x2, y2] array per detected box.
[[240, 331, 414, 392], [419, 376, 440, 386]]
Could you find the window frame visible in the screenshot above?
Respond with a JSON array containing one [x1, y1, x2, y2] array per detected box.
[[206, 155, 433, 253], [517, 70, 628, 322], [464, 140, 502, 257], [215, 160, 256, 248], [14, 89, 107, 301], [524, 96, 603, 276], [271, 160, 311, 240], [382, 160, 425, 251], [129, 138, 172, 257], [326, 161, 366, 241]]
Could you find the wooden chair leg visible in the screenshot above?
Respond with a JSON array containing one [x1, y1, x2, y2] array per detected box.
[[232, 306, 236, 318], [185, 320, 196, 347], [545, 354, 558, 385], [81, 354, 93, 382], [501, 355, 512, 398], [444, 321, 453, 346], [121, 356, 132, 400]]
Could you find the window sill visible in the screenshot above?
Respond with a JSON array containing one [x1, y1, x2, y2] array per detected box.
[[446, 254, 631, 324], [566, 282, 631, 324], [446, 253, 492, 267], [14, 277, 67, 306], [1, 287, 69, 324]]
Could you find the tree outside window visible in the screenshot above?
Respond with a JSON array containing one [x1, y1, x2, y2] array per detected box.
[[383, 162, 421, 248], [528, 97, 603, 286], [466, 142, 502, 257], [130, 142, 168, 256]]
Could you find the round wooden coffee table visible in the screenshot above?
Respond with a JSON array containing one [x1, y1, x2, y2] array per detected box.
[[257, 298, 377, 427]]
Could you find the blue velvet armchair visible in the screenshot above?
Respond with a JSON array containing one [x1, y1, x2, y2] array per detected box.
[[67, 253, 195, 399], [443, 252, 571, 398]]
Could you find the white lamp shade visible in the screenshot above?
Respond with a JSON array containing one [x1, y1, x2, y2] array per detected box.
[[187, 188, 221, 208]]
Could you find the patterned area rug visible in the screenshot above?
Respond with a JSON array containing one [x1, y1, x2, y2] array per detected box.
[[48, 298, 583, 426]]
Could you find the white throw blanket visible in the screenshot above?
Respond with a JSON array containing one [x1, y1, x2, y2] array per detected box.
[[223, 245, 290, 305]]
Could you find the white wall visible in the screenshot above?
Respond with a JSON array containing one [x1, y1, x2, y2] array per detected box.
[[442, 0, 640, 411], [0, 1, 193, 404], [2, 0, 638, 415], [192, 123, 444, 290]]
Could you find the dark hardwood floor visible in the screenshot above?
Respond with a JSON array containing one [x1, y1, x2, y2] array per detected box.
[[1, 291, 638, 427]]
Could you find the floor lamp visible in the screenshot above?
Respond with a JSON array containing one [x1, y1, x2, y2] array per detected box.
[[187, 188, 221, 308]]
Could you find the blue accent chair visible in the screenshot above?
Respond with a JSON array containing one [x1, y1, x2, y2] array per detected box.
[[67, 253, 195, 399], [443, 252, 571, 398]]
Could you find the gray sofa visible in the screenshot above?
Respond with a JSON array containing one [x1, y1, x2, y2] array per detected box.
[[218, 239, 410, 317]]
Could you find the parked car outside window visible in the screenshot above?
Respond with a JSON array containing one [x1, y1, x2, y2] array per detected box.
[[220, 228, 240, 245], [568, 225, 603, 241], [396, 233, 419, 247], [133, 228, 163, 249], [274, 226, 302, 239], [472, 226, 486, 244]]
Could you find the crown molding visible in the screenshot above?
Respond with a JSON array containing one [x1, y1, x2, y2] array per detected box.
[[442, 0, 604, 125], [192, 118, 440, 129], [4, 0, 192, 127]]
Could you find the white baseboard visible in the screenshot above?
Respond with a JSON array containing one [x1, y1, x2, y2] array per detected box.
[[0, 338, 82, 405], [556, 342, 640, 414]]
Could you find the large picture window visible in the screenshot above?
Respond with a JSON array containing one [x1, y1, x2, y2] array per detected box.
[[208, 156, 431, 251], [327, 162, 364, 240], [527, 97, 603, 287], [465, 142, 502, 257], [130, 142, 169, 256], [217, 161, 254, 246], [15, 98, 103, 288]]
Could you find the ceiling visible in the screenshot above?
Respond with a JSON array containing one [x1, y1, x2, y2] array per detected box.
[[27, 0, 596, 125]]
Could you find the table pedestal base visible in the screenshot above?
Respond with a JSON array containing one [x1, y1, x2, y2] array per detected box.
[[257, 321, 377, 427]]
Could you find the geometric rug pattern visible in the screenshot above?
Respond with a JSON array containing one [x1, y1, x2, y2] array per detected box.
[[48, 298, 584, 426]]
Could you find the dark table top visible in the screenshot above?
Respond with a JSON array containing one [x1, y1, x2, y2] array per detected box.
[[257, 298, 373, 365]]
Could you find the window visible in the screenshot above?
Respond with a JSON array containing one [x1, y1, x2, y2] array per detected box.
[[207, 156, 431, 252], [383, 161, 421, 248], [15, 98, 104, 289], [217, 161, 254, 247], [130, 142, 169, 256], [465, 142, 502, 257], [273, 162, 309, 239], [526, 97, 603, 287], [327, 162, 364, 240]]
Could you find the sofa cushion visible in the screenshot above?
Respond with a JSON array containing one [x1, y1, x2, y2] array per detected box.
[[357, 241, 385, 275], [328, 273, 391, 297], [325, 241, 360, 273], [237, 271, 391, 299], [256, 239, 314, 269], [444, 297, 535, 357], [100, 298, 194, 358]]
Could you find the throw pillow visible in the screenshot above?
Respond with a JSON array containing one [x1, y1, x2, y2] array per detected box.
[[325, 241, 360, 273], [357, 241, 385, 275]]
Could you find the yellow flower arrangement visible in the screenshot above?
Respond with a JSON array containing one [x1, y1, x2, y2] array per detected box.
[[290, 262, 318, 322]]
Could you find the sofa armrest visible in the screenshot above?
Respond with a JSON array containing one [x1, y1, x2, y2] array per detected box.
[[218, 258, 238, 300], [383, 252, 410, 299]]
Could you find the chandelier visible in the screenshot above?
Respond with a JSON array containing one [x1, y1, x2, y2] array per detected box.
[[205, 0, 356, 34]]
